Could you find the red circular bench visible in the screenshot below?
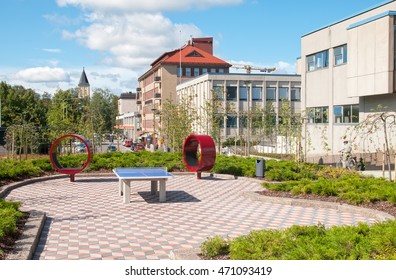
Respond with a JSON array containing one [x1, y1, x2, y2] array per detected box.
[[183, 134, 216, 179], [49, 134, 92, 182]]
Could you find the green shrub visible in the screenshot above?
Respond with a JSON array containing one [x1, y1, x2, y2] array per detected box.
[[224, 220, 396, 260], [0, 199, 23, 241], [200, 235, 230, 258]]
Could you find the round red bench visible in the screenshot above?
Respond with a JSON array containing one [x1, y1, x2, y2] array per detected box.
[[183, 134, 216, 179], [49, 134, 92, 182]]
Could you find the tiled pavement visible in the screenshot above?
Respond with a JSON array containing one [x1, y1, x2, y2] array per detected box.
[[4, 174, 378, 260]]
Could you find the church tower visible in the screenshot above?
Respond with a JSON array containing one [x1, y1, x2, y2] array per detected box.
[[78, 67, 90, 98]]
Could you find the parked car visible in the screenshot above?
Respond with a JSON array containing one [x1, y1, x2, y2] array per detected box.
[[133, 144, 145, 151], [123, 140, 132, 147], [107, 145, 117, 152], [75, 143, 86, 153]]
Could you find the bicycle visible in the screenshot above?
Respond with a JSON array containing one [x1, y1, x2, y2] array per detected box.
[[336, 153, 357, 170]]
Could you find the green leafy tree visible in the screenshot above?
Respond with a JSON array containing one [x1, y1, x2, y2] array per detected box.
[[160, 96, 197, 152]]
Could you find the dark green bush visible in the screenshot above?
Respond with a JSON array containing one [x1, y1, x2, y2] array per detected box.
[[219, 220, 396, 260], [0, 199, 23, 241]]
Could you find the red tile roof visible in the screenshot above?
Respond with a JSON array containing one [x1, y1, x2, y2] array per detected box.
[[151, 45, 231, 67]]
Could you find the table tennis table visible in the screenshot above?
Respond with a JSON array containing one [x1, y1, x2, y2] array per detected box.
[[112, 167, 173, 203]]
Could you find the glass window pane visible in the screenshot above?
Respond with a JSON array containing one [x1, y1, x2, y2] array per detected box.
[[186, 68, 191, 76], [291, 88, 301, 101], [194, 68, 200, 76], [343, 105, 352, 123], [266, 87, 276, 101], [213, 86, 224, 100], [252, 87, 262, 100], [202, 68, 208, 74], [279, 87, 288, 100], [352, 104, 359, 123], [334, 106, 342, 123], [226, 86, 237, 101], [239, 86, 247, 100]]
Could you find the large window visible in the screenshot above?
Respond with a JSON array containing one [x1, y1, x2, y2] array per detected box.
[[226, 115, 238, 128], [279, 87, 288, 101], [239, 86, 247, 100], [307, 50, 329, 71], [213, 86, 224, 100], [266, 87, 276, 101], [226, 86, 237, 101], [291, 87, 301, 101], [334, 45, 347, 65], [252, 87, 262, 100], [334, 104, 359, 123], [185, 68, 191, 77], [307, 107, 329, 123]]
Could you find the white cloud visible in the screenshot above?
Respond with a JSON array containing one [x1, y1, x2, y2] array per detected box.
[[63, 13, 202, 68], [15, 67, 70, 83], [56, 0, 243, 12], [42, 48, 62, 53]]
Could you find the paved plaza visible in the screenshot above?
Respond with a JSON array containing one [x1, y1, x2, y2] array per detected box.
[[4, 174, 378, 260]]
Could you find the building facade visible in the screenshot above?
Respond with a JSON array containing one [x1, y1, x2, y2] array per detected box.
[[301, 0, 396, 161], [115, 92, 140, 141], [176, 73, 301, 152], [137, 37, 231, 143]]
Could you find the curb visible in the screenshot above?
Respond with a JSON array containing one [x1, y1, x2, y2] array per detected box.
[[169, 248, 201, 260], [5, 210, 46, 260], [242, 192, 395, 222]]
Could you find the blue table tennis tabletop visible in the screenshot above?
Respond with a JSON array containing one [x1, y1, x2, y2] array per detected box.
[[113, 167, 173, 203], [113, 167, 173, 179]]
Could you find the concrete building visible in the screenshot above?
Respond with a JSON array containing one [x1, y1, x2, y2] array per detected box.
[[301, 0, 396, 162], [78, 68, 90, 98], [115, 92, 140, 141], [176, 73, 301, 153], [137, 37, 231, 144]]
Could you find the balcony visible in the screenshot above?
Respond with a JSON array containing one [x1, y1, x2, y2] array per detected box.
[[154, 93, 161, 98], [154, 76, 161, 82]]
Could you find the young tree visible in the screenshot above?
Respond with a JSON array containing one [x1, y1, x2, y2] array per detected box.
[[348, 105, 396, 180]]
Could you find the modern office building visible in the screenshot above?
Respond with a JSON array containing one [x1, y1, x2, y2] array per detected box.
[[301, 0, 396, 161], [137, 37, 232, 141], [176, 73, 301, 152]]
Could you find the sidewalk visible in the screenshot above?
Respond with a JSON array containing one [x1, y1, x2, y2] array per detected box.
[[4, 174, 380, 260]]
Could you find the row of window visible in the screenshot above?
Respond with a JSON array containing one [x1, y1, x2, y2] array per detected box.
[[217, 114, 300, 128], [307, 44, 347, 72], [177, 67, 225, 77], [307, 104, 359, 124], [213, 86, 301, 101]]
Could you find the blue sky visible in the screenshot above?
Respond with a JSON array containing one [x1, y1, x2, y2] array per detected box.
[[0, 0, 391, 95]]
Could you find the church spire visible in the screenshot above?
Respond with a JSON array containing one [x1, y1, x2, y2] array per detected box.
[[78, 67, 90, 98]]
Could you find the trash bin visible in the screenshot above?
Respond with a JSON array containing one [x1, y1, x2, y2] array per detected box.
[[256, 158, 265, 178]]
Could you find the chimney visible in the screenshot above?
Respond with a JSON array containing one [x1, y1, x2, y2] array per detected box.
[[192, 37, 213, 54]]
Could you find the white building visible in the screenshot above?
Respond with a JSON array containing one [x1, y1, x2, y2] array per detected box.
[[301, 0, 396, 163], [116, 92, 140, 141], [176, 73, 301, 152]]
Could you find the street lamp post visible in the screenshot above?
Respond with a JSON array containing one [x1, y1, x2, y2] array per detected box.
[[244, 81, 251, 157]]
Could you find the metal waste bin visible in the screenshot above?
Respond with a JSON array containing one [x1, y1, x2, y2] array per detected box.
[[256, 158, 265, 178]]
